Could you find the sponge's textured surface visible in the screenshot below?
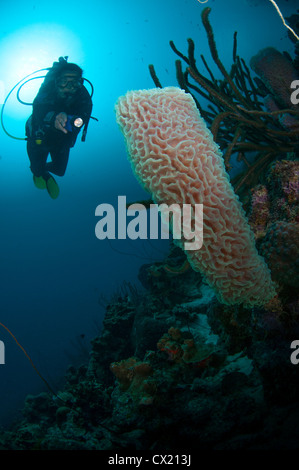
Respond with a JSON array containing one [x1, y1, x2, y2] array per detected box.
[[115, 87, 276, 307]]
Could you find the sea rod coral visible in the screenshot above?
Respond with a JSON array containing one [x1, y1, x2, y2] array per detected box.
[[115, 86, 276, 307]]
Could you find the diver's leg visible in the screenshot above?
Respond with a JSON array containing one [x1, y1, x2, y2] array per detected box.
[[26, 139, 50, 179], [46, 144, 70, 177], [42, 143, 71, 199]]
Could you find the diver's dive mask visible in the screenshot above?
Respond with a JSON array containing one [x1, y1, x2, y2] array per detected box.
[[56, 77, 83, 91]]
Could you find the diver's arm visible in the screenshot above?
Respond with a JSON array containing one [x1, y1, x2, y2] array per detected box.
[[54, 112, 68, 134], [33, 102, 69, 135], [31, 92, 57, 133]]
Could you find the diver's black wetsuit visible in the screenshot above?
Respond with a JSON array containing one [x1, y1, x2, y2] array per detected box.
[[26, 81, 92, 180]]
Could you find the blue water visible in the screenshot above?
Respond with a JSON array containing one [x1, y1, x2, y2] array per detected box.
[[0, 0, 297, 428]]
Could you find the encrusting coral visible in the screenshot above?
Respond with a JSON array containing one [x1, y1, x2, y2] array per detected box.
[[245, 158, 299, 305], [259, 220, 299, 290], [157, 326, 215, 367], [115, 86, 276, 308], [110, 357, 156, 405]]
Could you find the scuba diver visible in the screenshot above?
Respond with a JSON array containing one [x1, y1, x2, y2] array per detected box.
[[25, 57, 93, 199]]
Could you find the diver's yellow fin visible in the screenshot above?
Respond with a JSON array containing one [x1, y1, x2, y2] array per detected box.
[[46, 176, 60, 199], [33, 175, 47, 190]]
